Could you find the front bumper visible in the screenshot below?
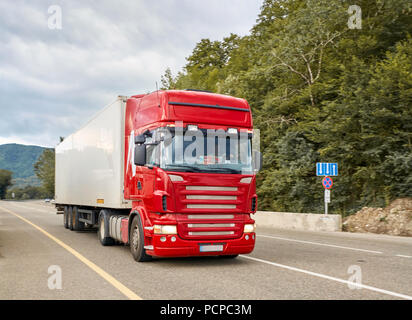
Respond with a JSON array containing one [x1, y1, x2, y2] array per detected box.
[[146, 232, 256, 257]]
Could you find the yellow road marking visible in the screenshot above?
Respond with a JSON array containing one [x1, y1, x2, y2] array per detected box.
[[0, 205, 142, 300]]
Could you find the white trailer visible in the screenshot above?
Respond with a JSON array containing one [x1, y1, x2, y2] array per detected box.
[[55, 96, 131, 210]]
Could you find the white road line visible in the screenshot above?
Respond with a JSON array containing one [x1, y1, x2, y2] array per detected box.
[[259, 234, 383, 254], [396, 254, 412, 259], [0, 205, 142, 300], [7, 203, 55, 214], [240, 255, 412, 300]]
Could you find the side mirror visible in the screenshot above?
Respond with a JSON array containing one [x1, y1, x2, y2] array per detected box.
[[134, 144, 146, 166], [135, 134, 146, 144], [253, 151, 262, 172]]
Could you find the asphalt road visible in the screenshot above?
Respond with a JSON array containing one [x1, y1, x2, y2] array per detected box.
[[0, 200, 411, 300]]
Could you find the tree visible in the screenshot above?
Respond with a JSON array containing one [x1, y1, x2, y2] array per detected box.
[[160, 0, 412, 215], [160, 68, 176, 90], [0, 169, 12, 199], [33, 149, 55, 198], [268, 0, 346, 106], [6, 185, 47, 200]]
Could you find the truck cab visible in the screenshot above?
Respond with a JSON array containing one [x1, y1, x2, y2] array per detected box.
[[122, 90, 260, 261]]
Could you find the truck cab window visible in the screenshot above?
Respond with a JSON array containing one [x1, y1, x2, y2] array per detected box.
[[160, 128, 253, 174], [145, 133, 160, 166]]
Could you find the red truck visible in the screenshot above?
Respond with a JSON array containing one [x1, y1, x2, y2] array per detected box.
[[55, 89, 260, 261]]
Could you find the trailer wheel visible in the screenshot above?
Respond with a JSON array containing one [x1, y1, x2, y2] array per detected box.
[[72, 206, 85, 231], [98, 210, 114, 246], [130, 215, 152, 262], [68, 206, 74, 230], [63, 206, 69, 229]]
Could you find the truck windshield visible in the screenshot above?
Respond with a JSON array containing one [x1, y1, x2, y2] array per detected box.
[[156, 128, 253, 174]]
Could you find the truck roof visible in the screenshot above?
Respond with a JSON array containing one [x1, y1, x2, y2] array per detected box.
[[129, 90, 253, 129]]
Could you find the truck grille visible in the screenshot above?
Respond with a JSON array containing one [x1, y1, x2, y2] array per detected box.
[[187, 204, 236, 209], [186, 195, 236, 200], [181, 186, 240, 211], [176, 213, 244, 240], [186, 186, 237, 191], [173, 179, 251, 238], [187, 223, 235, 228], [187, 214, 234, 219], [188, 231, 234, 236]]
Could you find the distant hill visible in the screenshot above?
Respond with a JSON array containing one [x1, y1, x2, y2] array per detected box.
[[0, 143, 49, 187]]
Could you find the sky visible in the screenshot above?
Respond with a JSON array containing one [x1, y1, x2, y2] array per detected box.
[[0, 0, 263, 147]]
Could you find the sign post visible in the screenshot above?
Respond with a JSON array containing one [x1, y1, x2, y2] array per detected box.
[[322, 176, 333, 215], [317, 163, 337, 215], [324, 189, 331, 214]]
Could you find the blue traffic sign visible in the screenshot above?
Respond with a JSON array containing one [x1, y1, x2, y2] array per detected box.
[[316, 163, 338, 176]]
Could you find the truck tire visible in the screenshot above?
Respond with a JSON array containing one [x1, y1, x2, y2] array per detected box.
[[72, 206, 85, 231], [130, 215, 152, 262], [63, 206, 69, 229], [68, 206, 74, 230], [98, 210, 114, 246]]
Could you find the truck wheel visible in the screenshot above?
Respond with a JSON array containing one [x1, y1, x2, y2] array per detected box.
[[98, 210, 114, 246], [68, 206, 74, 230], [130, 215, 152, 262], [63, 206, 69, 229], [72, 206, 85, 231]]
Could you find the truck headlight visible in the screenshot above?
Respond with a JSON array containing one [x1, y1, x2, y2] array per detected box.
[[243, 223, 256, 233], [154, 225, 177, 235]]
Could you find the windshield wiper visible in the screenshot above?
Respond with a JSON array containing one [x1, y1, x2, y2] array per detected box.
[[165, 165, 243, 174], [204, 167, 241, 174], [165, 164, 202, 172]]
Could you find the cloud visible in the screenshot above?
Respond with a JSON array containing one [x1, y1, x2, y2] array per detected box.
[[0, 0, 263, 147]]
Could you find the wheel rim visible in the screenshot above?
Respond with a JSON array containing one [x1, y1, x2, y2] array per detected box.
[[132, 227, 139, 250], [100, 219, 105, 239]]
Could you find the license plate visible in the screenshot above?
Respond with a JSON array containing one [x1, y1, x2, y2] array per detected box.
[[199, 244, 223, 252]]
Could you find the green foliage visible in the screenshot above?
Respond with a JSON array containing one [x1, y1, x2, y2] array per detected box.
[[33, 149, 55, 198], [11, 176, 41, 189], [6, 185, 47, 200], [0, 169, 12, 199], [160, 68, 177, 90], [0, 144, 55, 198], [0, 144, 46, 182], [162, 0, 412, 215]]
